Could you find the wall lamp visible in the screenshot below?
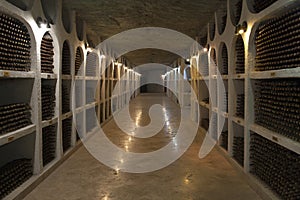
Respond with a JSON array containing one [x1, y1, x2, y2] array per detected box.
[[36, 17, 50, 29], [185, 58, 190, 65], [203, 44, 210, 52], [235, 21, 247, 35]]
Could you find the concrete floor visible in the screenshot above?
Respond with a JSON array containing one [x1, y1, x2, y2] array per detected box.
[[24, 94, 261, 200]]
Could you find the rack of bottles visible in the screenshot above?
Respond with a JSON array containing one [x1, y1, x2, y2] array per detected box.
[[0, 13, 31, 72], [235, 36, 245, 74], [62, 117, 72, 153], [0, 103, 32, 135], [41, 80, 56, 121], [42, 125, 56, 166], [75, 47, 83, 75], [188, 0, 300, 199], [250, 132, 300, 199], [254, 7, 300, 71], [254, 79, 300, 142], [62, 41, 71, 75], [0, 159, 33, 199], [0, 2, 141, 199], [40, 33, 54, 74]]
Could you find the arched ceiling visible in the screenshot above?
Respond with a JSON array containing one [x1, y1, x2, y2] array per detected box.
[[62, 0, 227, 66]]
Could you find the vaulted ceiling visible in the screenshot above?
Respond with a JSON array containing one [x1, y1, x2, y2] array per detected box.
[[62, 0, 227, 66]]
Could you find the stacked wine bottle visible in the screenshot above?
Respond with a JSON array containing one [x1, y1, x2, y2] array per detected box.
[[0, 13, 31, 71], [211, 49, 217, 74], [86, 108, 97, 133], [233, 136, 244, 166], [220, 45, 228, 75], [75, 48, 83, 75], [235, 36, 245, 74], [254, 79, 300, 142], [62, 83, 70, 114], [220, 131, 228, 150], [86, 52, 97, 76], [234, 0, 242, 25], [62, 118, 72, 152], [255, 7, 300, 71], [252, 0, 278, 13], [75, 81, 83, 108], [0, 159, 33, 199], [62, 41, 71, 75], [200, 56, 209, 77], [42, 83, 56, 121], [0, 103, 32, 135], [250, 133, 300, 199], [223, 92, 228, 113], [236, 94, 245, 118], [41, 33, 54, 73], [42, 125, 56, 166], [211, 113, 218, 140], [86, 87, 95, 104]]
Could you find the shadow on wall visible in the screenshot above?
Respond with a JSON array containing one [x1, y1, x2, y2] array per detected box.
[[141, 84, 165, 93]]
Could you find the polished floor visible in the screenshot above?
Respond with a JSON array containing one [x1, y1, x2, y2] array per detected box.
[[24, 94, 261, 200]]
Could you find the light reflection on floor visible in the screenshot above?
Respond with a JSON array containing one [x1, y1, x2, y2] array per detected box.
[[24, 93, 261, 200]]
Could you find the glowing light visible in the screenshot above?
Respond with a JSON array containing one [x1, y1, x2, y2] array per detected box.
[[103, 195, 109, 200], [238, 29, 245, 34], [203, 48, 208, 52], [40, 23, 47, 29], [87, 47, 92, 52], [184, 178, 190, 184], [128, 137, 132, 142]]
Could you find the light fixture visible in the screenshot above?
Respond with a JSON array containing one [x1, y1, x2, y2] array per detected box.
[[203, 44, 210, 53], [36, 17, 49, 29], [235, 21, 247, 35], [87, 47, 92, 52]]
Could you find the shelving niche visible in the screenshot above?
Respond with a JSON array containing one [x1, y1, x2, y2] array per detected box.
[[187, 0, 300, 199], [0, 1, 141, 199]]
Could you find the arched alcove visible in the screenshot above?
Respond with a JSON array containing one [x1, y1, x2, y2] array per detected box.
[[234, 35, 245, 74], [62, 8, 72, 33], [229, 0, 243, 25], [209, 19, 216, 41], [217, 10, 227, 35], [62, 41, 71, 75], [41, 0, 58, 24], [41, 32, 54, 73], [86, 52, 98, 76], [0, 12, 31, 71], [76, 16, 84, 41], [75, 47, 84, 75], [219, 42, 228, 75], [5, 0, 34, 11]]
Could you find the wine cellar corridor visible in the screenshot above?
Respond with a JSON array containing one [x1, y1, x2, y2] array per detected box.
[[0, 0, 299, 200]]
